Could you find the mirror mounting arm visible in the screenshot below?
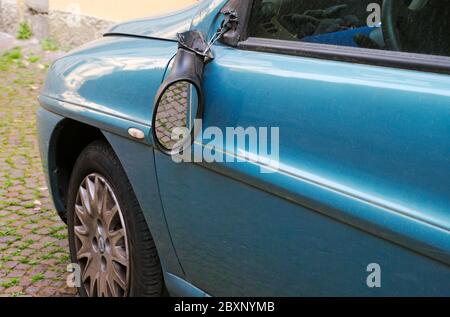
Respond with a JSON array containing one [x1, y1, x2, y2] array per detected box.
[[220, 0, 250, 47], [220, 10, 239, 33], [202, 11, 239, 58]]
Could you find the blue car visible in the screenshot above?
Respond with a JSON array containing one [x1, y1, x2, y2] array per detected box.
[[37, 0, 450, 297]]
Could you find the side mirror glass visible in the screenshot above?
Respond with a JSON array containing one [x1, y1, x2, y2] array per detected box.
[[154, 81, 199, 152]]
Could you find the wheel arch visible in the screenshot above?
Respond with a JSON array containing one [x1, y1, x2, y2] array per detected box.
[[48, 119, 109, 222]]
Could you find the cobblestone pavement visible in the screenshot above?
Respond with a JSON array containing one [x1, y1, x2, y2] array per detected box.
[[0, 38, 77, 297]]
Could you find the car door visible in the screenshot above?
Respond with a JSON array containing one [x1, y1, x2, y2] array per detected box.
[[154, 0, 450, 296]]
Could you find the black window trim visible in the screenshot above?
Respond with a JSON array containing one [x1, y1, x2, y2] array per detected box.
[[229, 0, 450, 75]]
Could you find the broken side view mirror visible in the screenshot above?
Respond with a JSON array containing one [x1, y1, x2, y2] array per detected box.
[[152, 11, 238, 155], [151, 30, 208, 155]]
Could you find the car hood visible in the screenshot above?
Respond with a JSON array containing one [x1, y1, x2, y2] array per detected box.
[[105, 1, 202, 40], [105, 0, 229, 41]]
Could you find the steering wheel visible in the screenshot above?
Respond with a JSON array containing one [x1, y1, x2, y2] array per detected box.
[[382, 0, 429, 51]]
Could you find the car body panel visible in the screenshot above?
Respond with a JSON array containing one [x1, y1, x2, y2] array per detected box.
[[154, 45, 450, 296], [37, 0, 450, 297]]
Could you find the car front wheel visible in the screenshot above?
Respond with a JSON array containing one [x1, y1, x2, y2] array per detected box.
[[67, 140, 164, 297]]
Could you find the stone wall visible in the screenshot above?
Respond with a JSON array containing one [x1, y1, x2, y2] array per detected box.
[[48, 10, 113, 47], [0, 0, 114, 47], [24, 0, 50, 38], [0, 0, 20, 35]]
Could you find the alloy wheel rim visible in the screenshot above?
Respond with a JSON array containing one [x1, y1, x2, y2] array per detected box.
[[74, 173, 130, 297]]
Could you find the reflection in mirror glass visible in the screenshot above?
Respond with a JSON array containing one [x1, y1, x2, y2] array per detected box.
[[155, 81, 198, 151]]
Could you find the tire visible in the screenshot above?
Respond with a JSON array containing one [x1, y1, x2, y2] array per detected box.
[[67, 140, 164, 297]]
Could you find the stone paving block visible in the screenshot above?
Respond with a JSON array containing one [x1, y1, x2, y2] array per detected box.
[[7, 270, 25, 278], [25, 286, 39, 294], [19, 249, 34, 257], [4, 286, 23, 294], [14, 264, 30, 271]]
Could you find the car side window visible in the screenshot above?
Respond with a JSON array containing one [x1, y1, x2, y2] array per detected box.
[[248, 0, 450, 57]]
